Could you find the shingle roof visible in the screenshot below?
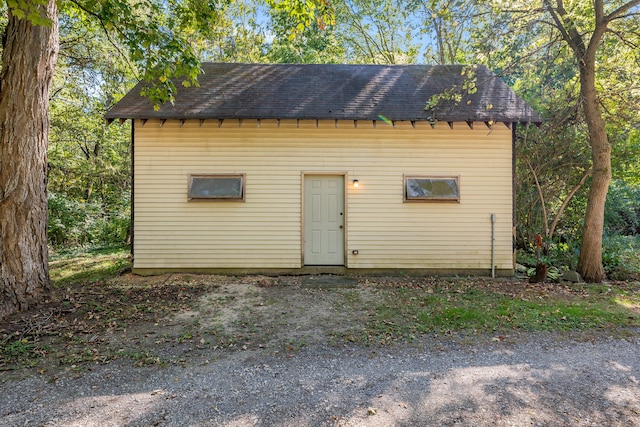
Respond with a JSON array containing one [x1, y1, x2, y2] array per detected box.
[[106, 63, 542, 124]]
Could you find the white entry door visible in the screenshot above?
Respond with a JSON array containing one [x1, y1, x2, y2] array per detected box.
[[304, 175, 345, 265]]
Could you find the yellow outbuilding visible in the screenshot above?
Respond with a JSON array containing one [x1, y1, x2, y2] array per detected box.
[[106, 63, 541, 276]]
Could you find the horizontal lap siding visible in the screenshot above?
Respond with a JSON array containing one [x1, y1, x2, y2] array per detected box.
[[133, 120, 513, 270]]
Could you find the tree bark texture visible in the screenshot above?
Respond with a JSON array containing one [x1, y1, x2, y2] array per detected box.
[[577, 65, 610, 282], [0, 1, 59, 319]]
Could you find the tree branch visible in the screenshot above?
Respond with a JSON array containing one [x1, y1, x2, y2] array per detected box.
[[543, 0, 586, 61], [595, 0, 604, 25], [548, 167, 593, 239], [66, 0, 139, 81], [604, 0, 640, 24], [606, 28, 640, 50], [523, 157, 550, 237]]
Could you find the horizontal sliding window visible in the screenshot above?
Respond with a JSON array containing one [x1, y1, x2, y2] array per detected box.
[[404, 176, 460, 202], [188, 174, 245, 201]]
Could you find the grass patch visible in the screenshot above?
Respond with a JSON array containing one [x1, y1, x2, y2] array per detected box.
[[360, 280, 640, 345], [49, 246, 130, 286]]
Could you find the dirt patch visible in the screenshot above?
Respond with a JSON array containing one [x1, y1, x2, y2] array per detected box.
[[1, 274, 638, 375], [0, 274, 381, 373], [166, 275, 376, 353]]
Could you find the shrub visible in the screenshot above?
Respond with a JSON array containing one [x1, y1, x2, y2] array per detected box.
[[48, 192, 130, 248], [605, 181, 640, 236], [603, 235, 640, 281]]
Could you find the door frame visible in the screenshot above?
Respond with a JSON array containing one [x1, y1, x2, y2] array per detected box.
[[301, 172, 348, 266]]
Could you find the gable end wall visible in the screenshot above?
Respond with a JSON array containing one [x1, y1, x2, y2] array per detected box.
[[132, 120, 514, 273]]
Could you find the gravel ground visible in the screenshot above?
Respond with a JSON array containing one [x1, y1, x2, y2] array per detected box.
[[2, 334, 639, 426]]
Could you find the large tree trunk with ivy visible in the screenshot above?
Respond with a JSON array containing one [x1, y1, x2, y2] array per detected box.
[[0, 2, 59, 319]]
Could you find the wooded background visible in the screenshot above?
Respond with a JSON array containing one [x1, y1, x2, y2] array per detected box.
[[1, 1, 638, 317], [43, 0, 640, 273]]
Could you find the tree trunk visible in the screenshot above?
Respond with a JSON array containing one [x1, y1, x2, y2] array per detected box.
[[577, 65, 610, 283], [0, 2, 59, 319]]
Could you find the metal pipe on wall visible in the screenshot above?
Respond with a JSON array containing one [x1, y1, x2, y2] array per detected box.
[[491, 214, 497, 278]]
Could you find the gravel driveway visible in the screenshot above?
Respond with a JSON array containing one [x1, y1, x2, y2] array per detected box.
[[2, 334, 639, 426]]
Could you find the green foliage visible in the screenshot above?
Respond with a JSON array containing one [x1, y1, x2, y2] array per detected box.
[[612, 128, 640, 186], [55, 0, 233, 107], [266, 19, 344, 63], [605, 180, 640, 236], [7, 0, 52, 26], [45, 7, 135, 250], [473, 2, 640, 276], [265, 0, 343, 63], [48, 192, 130, 248], [265, 0, 334, 38], [602, 235, 640, 281], [545, 241, 579, 270], [425, 64, 478, 115], [511, 41, 592, 246], [516, 234, 640, 282], [197, 0, 268, 62], [0, 337, 49, 369], [2, 338, 33, 358], [517, 243, 574, 271]]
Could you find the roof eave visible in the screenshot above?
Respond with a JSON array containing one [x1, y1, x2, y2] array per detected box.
[[106, 115, 542, 127]]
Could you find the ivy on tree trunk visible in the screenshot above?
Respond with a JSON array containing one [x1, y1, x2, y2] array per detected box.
[[0, 1, 59, 318]]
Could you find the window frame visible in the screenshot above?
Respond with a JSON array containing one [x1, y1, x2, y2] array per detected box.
[[403, 175, 460, 203], [187, 173, 246, 202]]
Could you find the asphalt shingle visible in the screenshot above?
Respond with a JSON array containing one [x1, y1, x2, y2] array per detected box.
[[106, 63, 542, 124]]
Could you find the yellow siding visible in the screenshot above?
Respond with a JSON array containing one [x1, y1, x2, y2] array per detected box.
[[133, 120, 513, 271]]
